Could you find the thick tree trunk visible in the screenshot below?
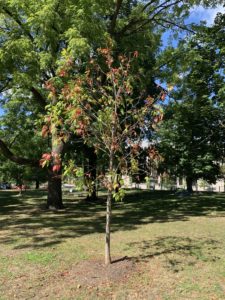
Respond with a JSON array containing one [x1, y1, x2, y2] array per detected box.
[[105, 189, 112, 265], [186, 177, 193, 193], [47, 97, 65, 209], [47, 169, 64, 209]]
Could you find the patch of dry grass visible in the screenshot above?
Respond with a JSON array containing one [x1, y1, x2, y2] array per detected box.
[[0, 190, 225, 299]]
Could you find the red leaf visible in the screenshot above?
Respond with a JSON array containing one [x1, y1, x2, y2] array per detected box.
[[58, 69, 67, 77], [42, 153, 51, 160], [41, 125, 49, 137], [133, 51, 138, 58], [52, 165, 61, 172], [39, 159, 45, 167]]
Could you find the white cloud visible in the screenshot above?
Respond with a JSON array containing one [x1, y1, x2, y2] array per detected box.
[[190, 5, 224, 26]]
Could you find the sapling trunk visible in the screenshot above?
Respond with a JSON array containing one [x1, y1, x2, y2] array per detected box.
[[105, 148, 114, 265], [105, 190, 112, 265]]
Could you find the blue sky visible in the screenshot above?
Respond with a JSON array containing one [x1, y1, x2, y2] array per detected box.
[[188, 4, 224, 25], [159, 4, 224, 89], [162, 4, 224, 47]]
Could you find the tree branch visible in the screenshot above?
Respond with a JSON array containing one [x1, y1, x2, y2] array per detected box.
[[116, 0, 184, 37], [2, 6, 34, 42], [30, 87, 47, 109], [148, 0, 183, 19], [155, 18, 196, 34], [0, 78, 12, 93], [0, 139, 39, 167], [109, 0, 124, 34], [141, 0, 158, 13]]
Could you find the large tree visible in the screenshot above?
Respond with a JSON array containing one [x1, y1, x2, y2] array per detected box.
[[0, 99, 47, 189], [0, 0, 108, 208], [157, 100, 224, 192], [156, 13, 225, 191]]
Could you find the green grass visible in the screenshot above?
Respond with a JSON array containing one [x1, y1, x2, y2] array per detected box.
[[0, 189, 225, 299]]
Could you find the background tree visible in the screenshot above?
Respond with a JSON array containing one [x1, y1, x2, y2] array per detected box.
[[0, 0, 108, 207], [157, 100, 224, 192], [0, 155, 46, 190], [0, 99, 47, 188], [155, 11, 225, 192]]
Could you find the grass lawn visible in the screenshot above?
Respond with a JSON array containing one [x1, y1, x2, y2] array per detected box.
[[0, 189, 225, 299]]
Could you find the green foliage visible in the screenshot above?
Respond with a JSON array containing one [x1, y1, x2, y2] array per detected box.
[[113, 187, 125, 202], [0, 155, 46, 184], [157, 98, 224, 184], [130, 157, 139, 174], [63, 161, 85, 191], [158, 12, 224, 102], [155, 13, 225, 186]]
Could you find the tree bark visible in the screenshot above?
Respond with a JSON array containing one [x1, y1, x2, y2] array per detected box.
[[186, 177, 193, 193], [105, 148, 114, 265], [47, 169, 64, 209], [46, 95, 65, 209]]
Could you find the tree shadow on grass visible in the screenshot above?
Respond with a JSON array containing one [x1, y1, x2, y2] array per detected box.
[[125, 236, 221, 272], [0, 190, 225, 249]]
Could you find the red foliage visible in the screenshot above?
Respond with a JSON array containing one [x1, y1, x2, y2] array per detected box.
[[76, 120, 86, 136], [76, 128, 83, 135], [73, 85, 82, 93], [45, 80, 56, 94], [41, 125, 49, 137], [39, 153, 52, 167], [52, 164, 61, 172], [112, 68, 119, 74], [98, 48, 110, 55], [133, 50, 139, 58], [58, 69, 67, 77], [42, 153, 51, 160], [131, 143, 140, 154]]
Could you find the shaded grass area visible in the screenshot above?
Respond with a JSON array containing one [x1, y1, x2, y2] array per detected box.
[[0, 189, 225, 299], [1, 190, 225, 248]]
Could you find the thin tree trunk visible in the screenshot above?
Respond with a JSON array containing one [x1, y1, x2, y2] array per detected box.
[[105, 149, 114, 265], [105, 190, 112, 265], [186, 177, 193, 193]]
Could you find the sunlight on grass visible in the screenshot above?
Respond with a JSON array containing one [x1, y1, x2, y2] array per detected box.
[[23, 251, 56, 265]]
